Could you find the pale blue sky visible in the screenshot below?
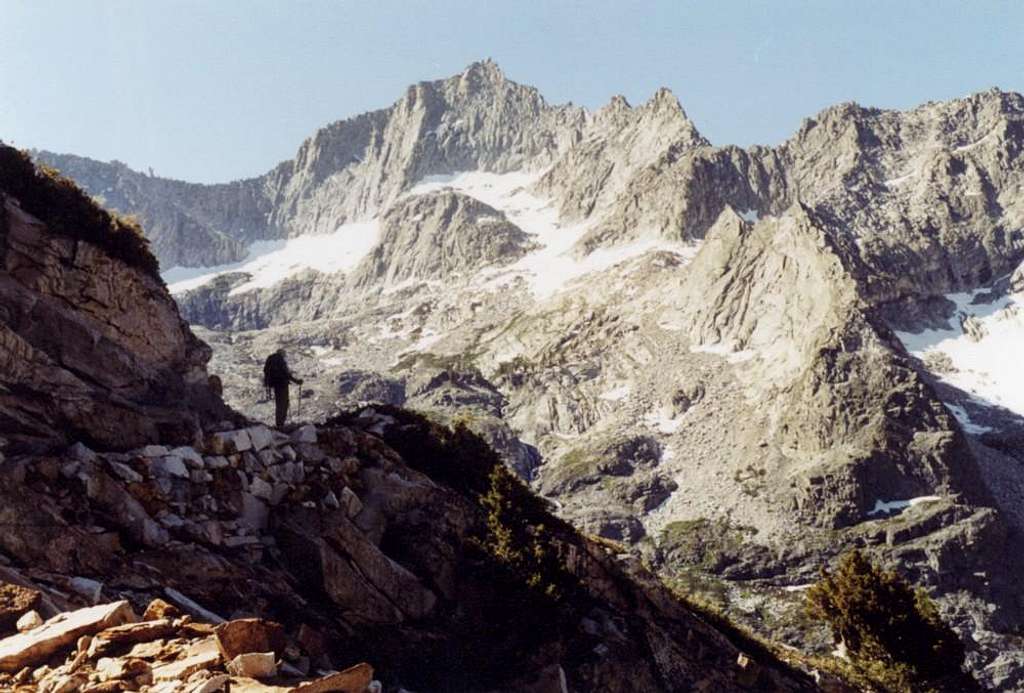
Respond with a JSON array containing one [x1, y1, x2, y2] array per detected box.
[[3, 1, 1022, 183]]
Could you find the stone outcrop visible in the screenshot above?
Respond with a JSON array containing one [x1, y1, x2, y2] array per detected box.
[[680, 205, 993, 526], [535, 88, 708, 229], [0, 598, 375, 691], [0, 411, 822, 692], [353, 190, 535, 288], [0, 184, 229, 453], [0, 600, 134, 672]]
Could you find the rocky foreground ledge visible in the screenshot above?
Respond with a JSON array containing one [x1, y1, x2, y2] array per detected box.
[[0, 410, 823, 692], [0, 597, 374, 692]]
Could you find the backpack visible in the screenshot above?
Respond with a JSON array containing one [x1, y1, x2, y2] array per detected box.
[[263, 352, 290, 387]]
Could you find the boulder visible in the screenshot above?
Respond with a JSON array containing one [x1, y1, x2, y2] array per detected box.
[[340, 488, 363, 519], [107, 460, 143, 483], [67, 442, 97, 464], [291, 425, 317, 444], [0, 600, 136, 672], [250, 477, 274, 502], [15, 610, 42, 633], [205, 456, 231, 470], [291, 662, 374, 693], [67, 577, 103, 604], [152, 647, 221, 681], [142, 599, 181, 622], [87, 619, 176, 657], [208, 430, 253, 455], [171, 446, 207, 469], [151, 456, 190, 479], [191, 673, 230, 692], [226, 651, 276, 679], [0, 582, 41, 631], [247, 426, 275, 452], [213, 619, 285, 661], [85, 471, 169, 547], [94, 655, 151, 682]]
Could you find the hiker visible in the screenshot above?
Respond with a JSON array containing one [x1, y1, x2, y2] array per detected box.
[[263, 348, 303, 428]]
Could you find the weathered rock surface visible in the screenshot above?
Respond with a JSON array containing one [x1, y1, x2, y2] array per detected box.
[[0, 183, 229, 453], [35, 60, 583, 267], [352, 190, 535, 288], [0, 600, 134, 672]]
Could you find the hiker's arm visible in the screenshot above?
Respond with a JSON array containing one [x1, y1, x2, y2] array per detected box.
[[290, 373, 303, 384]]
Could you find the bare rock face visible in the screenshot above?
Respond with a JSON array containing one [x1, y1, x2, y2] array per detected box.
[[776, 90, 1024, 303], [0, 180, 227, 452], [354, 190, 535, 288], [535, 88, 708, 229], [36, 60, 585, 268], [265, 59, 584, 237], [681, 205, 993, 527]]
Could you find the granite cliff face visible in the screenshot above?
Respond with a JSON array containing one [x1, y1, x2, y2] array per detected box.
[[36, 60, 583, 267], [29, 64, 1024, 689]]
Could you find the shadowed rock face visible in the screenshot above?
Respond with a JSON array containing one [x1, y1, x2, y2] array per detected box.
[[0, 193, 228, 453]]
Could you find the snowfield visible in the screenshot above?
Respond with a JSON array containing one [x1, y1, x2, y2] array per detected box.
[[163, 221, 380, 295], [410, 170, 699, 298], [895, 271, 1024, 418], [162, 169, 700, 299]]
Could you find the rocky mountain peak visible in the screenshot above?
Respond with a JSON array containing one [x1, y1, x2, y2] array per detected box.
[[646, 86, 686, 115], [455, 57, 507, 92], [604, 94, 632, 112]]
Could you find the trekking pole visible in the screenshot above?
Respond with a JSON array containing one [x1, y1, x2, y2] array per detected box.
[[296, 381, 302, 419]]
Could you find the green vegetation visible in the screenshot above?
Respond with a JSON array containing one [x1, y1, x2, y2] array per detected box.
[[806, 550, 975, 692], [493, 355, 536, 380], [325, 406, 579, 687], [354, 405, 576, 598], [0, 145, 160, 279], [659, 517, 757, 572], [478, 463, 572, 601]]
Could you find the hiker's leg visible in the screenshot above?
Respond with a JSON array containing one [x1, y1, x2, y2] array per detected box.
[[274, 385, 289, 428]]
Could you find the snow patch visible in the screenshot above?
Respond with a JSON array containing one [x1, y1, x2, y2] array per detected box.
[[945, 403, 993, 434], [884, 172, 917, 187], [690, 342, 757, 364], [895, 272, 1024, 417], [782, 584, 813, 593], [955, 131, 994, 152], [643, 410, 684, 434], [867, 496, 942, 517], [163, 220, 379, 295], [410, 170, 700, 298]]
